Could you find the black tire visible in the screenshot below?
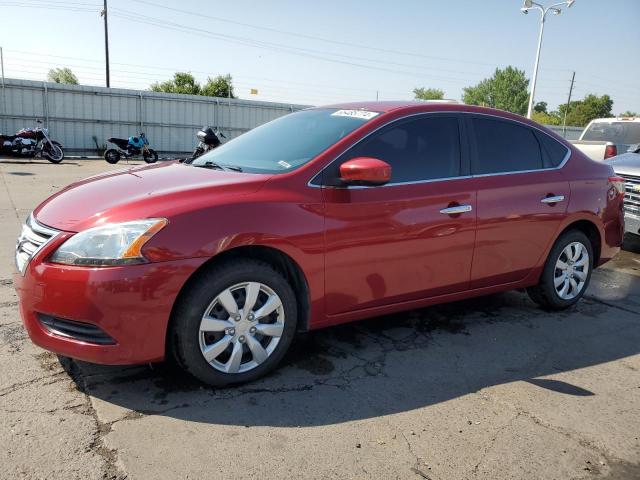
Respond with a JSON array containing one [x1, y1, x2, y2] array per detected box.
[[144, 149, 158, 164], [104, 149, 120, 164], [527, 230, 594, 310], [44, 141, 64, 163], [191, 146, 204, 160], [170, 259, 298, 387]]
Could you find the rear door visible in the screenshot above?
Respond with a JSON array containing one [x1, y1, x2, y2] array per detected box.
[[467, 115, 570, 288]]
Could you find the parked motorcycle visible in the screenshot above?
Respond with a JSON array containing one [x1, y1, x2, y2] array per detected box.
[[189, 126, 226, 161], [0, 120, 64, 163], [104, 133, 158, 164]]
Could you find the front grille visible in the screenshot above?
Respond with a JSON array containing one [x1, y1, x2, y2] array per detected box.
[[38, 314, 116, 345], [15, 213, 59, 275], [621, 174, 640, 216]]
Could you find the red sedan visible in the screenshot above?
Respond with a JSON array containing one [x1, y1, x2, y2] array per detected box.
[[14, 102, 624, 386]]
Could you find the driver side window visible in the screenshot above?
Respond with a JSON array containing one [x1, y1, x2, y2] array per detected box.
[[322, 115, 462, 186]]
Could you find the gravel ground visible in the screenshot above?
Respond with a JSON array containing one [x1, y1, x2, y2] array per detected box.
[[1, 158, 639, 480]]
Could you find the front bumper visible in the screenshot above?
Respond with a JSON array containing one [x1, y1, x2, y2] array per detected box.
[[624, 212, 640, 236], [14, 238, 206, 365]]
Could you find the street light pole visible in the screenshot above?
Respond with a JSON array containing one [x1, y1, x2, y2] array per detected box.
[[527, 13, 545, 119], [521, 0, 576, 119]]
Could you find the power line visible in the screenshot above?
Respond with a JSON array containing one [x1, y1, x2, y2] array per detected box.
[[109, 10, 478, 84], [128, 0, 513, 70]]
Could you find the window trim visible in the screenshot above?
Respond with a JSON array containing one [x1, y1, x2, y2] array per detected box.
[[307, 111, 571, 189]]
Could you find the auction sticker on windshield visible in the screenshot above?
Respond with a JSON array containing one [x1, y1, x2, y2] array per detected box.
[[331, 109, 380, 120]]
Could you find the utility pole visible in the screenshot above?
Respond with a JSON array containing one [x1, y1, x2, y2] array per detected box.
[[376, 90, 379, 101], [101, 0, 110, 87], [562, 71, 575, 137]]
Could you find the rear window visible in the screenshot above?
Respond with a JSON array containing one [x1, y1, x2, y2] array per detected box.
[[535, 131, 569, 167], [582, 122, 640, 145], [471, 118, 542, 174]]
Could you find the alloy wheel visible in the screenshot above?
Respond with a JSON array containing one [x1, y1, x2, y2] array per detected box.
[[198, 282, 285, 374], [553, 241, 589, 300]]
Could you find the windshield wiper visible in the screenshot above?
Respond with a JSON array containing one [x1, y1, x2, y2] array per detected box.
[[193, 161, 242, 172]]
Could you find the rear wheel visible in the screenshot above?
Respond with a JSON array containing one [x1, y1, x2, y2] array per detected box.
[[191, 146, 204, 160], [527, 230, 593, 310], [104, 149, 120, 164], [170, 259, 297, 387]]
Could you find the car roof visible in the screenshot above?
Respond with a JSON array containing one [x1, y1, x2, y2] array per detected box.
[[308, 101, 570, 145], [317, 100, 458, 113], [311, 100, 535, 124]]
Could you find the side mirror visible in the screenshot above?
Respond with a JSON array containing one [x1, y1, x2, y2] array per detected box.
[[339, 157, 391, 186]]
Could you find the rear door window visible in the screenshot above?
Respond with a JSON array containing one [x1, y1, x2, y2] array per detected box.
[[471, 118, 543, 175]]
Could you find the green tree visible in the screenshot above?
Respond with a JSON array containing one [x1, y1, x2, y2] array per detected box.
[[413, 87, 444, 100], [619, 110, 638, 117], [532, 110, 561, 126], [150, 72, 201, 95], [533, 101, 548, 114], [201, 74, 235, 98], [47, 67, 79, 85], [558, 94, 614, 127], [462, 66, 530, 115]]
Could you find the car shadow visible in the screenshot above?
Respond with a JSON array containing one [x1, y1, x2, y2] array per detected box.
[[59, 272, 640, 427]]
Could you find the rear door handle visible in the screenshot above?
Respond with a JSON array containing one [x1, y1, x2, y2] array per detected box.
[[540, 195, 565, 204], [439, 204, 473, 215]]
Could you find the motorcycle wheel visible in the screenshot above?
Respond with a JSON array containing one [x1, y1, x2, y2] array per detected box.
[[44, 141, 64, 164], [191, 146, 204, 160], [104, 149, 121, 164], [143, 149, 158, 164]]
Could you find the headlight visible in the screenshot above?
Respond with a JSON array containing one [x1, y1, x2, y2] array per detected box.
[[50, 218, 167, 266]]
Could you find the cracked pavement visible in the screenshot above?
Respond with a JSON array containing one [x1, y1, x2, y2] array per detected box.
[[1, 159, 639, 479]]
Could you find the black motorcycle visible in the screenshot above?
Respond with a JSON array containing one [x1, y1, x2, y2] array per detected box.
[[0, 120, 64, 163], [104, 133, 158, 164], [189, 127, 225, 161]]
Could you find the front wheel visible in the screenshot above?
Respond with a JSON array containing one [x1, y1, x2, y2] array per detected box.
[[104, 149, 120, 164], [170, 259, 297, 387], [43, 141, 64, 163], [143, 149, 158, 163], [190, 146, 204, 160], [527, 230, 593, 310]]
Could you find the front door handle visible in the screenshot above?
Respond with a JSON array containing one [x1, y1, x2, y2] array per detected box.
[[440, 204, 473, 215], [540, 195, 565, 204]]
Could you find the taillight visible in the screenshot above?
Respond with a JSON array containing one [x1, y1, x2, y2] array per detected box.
[[604, 144, 617, 159], [608, 176, 625, 196]]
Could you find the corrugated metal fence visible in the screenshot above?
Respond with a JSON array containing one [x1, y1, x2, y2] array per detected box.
[[0, 78, 584, 156], [0, 78, 309, 156]]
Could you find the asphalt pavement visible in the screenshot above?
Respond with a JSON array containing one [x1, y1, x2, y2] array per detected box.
[[1, 158, 638, 480]]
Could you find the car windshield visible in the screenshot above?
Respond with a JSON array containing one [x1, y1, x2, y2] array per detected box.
[[582, 121, 640, 145], [191, 108, 380, 173]]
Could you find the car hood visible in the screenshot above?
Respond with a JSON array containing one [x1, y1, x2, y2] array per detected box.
[[34, 161, 272, 232], [605, 153, 640, 176]]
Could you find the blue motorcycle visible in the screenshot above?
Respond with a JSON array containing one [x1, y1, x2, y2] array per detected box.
[[104, 132, 158, 164]]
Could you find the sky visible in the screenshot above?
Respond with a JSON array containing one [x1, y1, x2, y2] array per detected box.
[[1, 0, 639, 113]]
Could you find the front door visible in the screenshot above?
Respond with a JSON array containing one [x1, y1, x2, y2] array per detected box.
[[320, 114, 477, 315]]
